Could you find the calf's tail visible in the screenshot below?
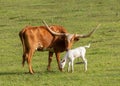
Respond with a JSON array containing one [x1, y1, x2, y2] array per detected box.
[[84, 43, 91, 48]]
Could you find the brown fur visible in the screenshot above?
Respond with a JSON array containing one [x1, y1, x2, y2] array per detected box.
[[19, 25, 73, 74]]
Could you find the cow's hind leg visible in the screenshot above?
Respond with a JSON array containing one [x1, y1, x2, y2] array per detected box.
[[22, 52, 28, 67], [27, 49, 34, 74], [47, 52, 53, 71]]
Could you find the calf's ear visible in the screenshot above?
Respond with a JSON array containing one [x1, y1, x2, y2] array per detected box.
[[62, 59, 65, 63]]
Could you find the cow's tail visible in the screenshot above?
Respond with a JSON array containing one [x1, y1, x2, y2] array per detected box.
[[19, 29, 26, 67], [84, 43, 91, 48]]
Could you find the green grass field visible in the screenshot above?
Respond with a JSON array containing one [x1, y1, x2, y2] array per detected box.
[[0, 0, 120, 86]]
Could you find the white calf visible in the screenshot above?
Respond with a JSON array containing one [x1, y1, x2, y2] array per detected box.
[[60, 44, 90, 72]]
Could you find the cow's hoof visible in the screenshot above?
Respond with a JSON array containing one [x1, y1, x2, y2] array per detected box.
[[29, 70, 34, 74], [47, 67, 51, 71], [59, 68, 63, 72]]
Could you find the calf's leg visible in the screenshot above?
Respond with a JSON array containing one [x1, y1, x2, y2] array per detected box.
[[68, 62, 71, 72], [82, 56, 87, 72], [71, 60, 74, 73]]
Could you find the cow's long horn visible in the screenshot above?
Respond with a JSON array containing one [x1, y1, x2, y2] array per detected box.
[[42, 20, 66, 36], [76, 24, 101, 38]]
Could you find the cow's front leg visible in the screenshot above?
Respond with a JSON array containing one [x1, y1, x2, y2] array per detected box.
[[55, 52, 63, 72], [47, 52, 53, 71]]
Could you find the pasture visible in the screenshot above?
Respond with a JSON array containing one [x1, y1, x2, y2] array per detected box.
[[0, 0, 120, 86]]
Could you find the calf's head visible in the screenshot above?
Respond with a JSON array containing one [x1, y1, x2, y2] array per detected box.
[[60, 59, 66, 69]]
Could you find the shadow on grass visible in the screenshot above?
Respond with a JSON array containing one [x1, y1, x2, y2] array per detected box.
[[0, 70, 60, 76], [75, 62, 84, 64], [0, 72, 25, 76]]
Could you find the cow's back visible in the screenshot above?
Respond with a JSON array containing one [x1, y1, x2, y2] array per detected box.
[[20, 25, 68, 52]]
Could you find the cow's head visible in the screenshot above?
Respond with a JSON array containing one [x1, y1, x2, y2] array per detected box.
[[42, 20, 100, 51]]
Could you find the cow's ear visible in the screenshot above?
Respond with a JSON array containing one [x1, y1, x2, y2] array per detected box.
[[70, 34, 76, 42]]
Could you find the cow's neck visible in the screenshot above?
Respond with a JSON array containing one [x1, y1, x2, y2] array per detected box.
[[37, 47, 54, 52]]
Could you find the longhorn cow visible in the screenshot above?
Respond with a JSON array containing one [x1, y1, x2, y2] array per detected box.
[[19, 20, 100, 74]]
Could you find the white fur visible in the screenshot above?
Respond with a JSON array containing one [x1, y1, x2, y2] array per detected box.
[[60, 44, 90, 72]]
